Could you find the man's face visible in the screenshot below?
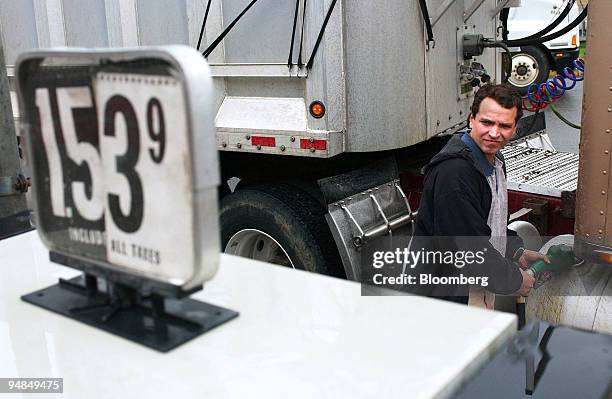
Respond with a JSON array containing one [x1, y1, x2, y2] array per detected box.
[[469, 97, 518, 162]]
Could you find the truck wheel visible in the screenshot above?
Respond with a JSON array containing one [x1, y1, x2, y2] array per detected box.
[[508, 45, 551, 95], [220, 183, 345, 278]]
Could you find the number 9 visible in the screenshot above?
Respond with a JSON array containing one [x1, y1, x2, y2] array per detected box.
[[147, 98, 165, 163]]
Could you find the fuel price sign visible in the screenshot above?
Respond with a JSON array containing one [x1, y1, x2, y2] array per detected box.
[[16, 47, 219, 291]]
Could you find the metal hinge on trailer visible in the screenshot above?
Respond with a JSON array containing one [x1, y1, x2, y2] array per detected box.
[[216, 130, 343, 158], [325, 180, 417, 281]]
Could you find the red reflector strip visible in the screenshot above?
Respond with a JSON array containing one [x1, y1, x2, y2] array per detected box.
[[300, 139, 327, 151], [251, 136, 276, 147]]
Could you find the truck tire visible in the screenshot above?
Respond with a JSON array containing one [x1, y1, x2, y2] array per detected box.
[[508, 45, 551, 95], [220, 183, 345, 278]]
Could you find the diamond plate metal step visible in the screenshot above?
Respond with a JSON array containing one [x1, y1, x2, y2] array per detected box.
[[501, 144, 579, 198]]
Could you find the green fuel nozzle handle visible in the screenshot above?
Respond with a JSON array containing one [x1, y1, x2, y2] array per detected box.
[[527, 244, 575, 276]]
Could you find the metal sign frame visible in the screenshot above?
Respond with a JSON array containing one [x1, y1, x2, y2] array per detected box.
[[16, 46, 220, 292]]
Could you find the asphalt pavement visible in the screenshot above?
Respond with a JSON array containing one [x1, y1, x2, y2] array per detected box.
[[528, 80, 583, 154]]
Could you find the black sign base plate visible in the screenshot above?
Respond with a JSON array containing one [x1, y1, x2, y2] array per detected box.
[[22, 275, 238, 352]]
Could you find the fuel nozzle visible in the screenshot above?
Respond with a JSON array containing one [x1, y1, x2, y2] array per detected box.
[[527, 244, 580, 288]]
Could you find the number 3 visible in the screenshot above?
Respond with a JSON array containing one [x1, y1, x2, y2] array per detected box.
[[103, 95, 144, 233]]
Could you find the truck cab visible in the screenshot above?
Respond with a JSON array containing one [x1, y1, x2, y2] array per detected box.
[[507, 0, 581, 92]]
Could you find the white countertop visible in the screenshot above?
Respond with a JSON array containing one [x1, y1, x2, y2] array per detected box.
[[0, 231, 516, 399]]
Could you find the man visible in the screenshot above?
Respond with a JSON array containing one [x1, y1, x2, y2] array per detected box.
[[414, 84, 547, 308]]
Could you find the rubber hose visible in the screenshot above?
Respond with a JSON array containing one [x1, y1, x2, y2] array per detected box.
[[483, 40, 513, 83], [418, 0, 434, 44], [495, 41, 513, 83], [504, 6, 587, 47], [519, 0, 575, 41], [550, 103, 581, 129], [500, 7, 509, 41], [516, 301, 526, 329]]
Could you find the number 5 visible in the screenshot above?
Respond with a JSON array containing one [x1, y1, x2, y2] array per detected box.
[[36, 87, 104, 221]]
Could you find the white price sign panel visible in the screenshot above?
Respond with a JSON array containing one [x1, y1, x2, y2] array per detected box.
[[16, 48, 219, 290], [96, 73, 193, 278]]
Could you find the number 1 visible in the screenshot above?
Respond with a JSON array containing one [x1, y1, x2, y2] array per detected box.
[[36, 88, 67, 217]]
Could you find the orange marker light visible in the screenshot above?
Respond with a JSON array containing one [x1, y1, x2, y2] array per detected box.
[[596, 250, 612, 264], [309, 101, 325, 119], [571, 34, 577, 47]]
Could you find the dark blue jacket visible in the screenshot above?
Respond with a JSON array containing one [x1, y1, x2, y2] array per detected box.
[[414, 133, 523, 297]]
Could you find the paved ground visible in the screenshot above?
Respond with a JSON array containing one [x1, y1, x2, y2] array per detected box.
[[526, 80, 583, 154]]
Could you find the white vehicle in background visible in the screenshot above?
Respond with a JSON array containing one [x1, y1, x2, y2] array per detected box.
[[507, 0, 581, 93]]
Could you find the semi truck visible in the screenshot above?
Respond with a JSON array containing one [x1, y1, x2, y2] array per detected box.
[[0, 0, 608, 331]]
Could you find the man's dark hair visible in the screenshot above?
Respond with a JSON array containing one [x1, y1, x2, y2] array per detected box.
[[470, 84, 523, 124]]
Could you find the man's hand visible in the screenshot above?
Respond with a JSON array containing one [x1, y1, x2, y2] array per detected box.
[[515, 269, 535, 296], [518, 249, 550, 270]]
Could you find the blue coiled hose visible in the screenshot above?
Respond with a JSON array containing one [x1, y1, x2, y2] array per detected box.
[[523, 59, 584, 129], [525, 59, 584, 108]]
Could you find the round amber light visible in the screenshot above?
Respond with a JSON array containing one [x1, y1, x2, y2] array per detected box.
[[309, 101, 325, 119]]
